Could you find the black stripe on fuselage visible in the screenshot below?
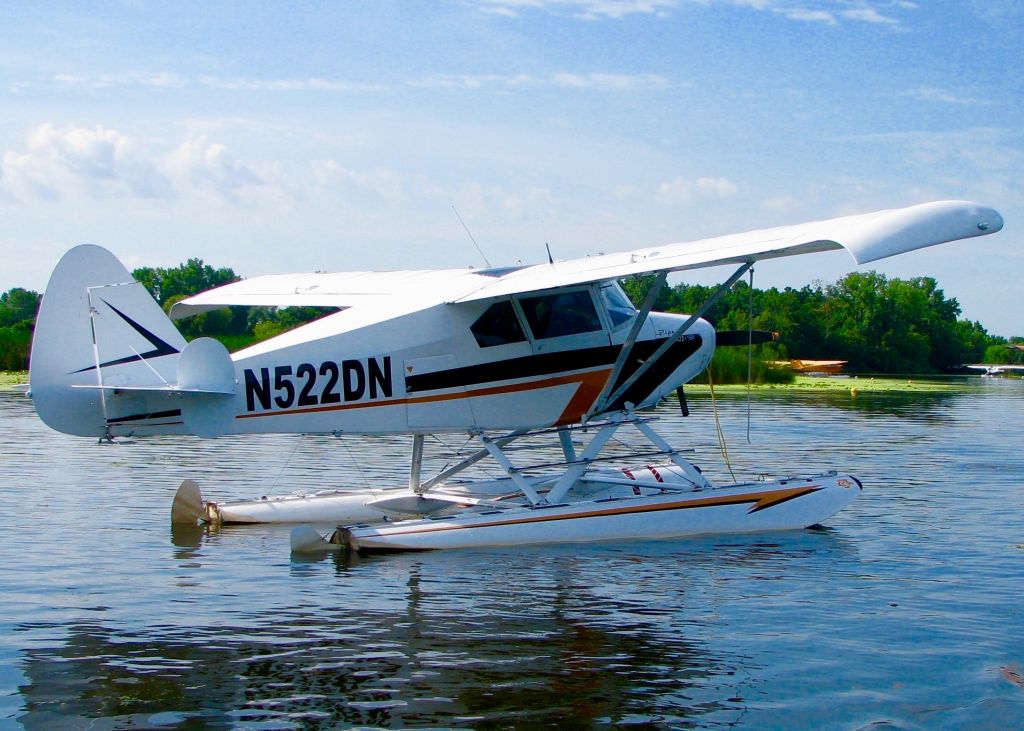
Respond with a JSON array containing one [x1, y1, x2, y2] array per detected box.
[[106, 408, 183, 424], [405, 336, 703, 409]]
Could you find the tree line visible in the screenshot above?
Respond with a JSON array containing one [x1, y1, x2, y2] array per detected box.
[[622, 272, 1022, 374], [1, 259, 1021, 373]]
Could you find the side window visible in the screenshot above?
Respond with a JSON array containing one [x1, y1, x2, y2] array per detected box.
[[470, 300, 527, 348], [519, 290, 603, 340]]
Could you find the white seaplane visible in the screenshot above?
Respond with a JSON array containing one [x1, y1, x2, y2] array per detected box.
[[29, 200, 1002, 552], [966, 364, 1024, 377]]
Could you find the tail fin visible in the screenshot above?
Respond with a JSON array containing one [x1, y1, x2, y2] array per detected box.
[[29, 244, 195, 438]]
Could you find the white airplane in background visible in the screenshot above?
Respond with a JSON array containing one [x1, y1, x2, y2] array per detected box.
[[966, 364, 1024, 376], [28, 200, 1003, 552]]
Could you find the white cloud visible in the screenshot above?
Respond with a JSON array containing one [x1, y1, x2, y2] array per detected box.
[[477, 0, 912, 25], [760, 194, 801, 212], [37, 72, 383, 94], [312, 160, 407, 204], [198, 76, 387, 93], [657, 175, 739, 203], [39, 69, 665, 95], [898, 86, 991, 105], [840, 127, 1024, 199], [0, 124, 270, 203], [840, 6, 898, 24], [412, 72, 668, 91], [425, 181, 556, 223], [409, 74, 524, 89], [164, 136, 264, 196], [697, 176, 739, 196], [782, 8, 837, 24], [500, 185, 556, 220], [477, 0, 676, 20], [551, 72, 669, 90], [52, 71, 188, 90], [0, 123, 170, 200]]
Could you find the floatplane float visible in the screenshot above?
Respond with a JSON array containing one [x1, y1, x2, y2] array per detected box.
[[29, 200, 1002, 552]]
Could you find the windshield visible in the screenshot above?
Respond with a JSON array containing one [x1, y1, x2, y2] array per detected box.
[[601, 283, 637, 329]]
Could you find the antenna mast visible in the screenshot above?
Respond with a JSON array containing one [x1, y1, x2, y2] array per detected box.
[[451, 204, 492, 268]]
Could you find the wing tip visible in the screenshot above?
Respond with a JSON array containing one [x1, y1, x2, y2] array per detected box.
[[846, 199, 1003, 265]]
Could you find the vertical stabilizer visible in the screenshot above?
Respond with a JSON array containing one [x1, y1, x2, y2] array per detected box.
[[30, 245, 188, 437]]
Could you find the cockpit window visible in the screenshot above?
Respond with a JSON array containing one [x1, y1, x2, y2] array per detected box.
[[518, 290, 603, 340], [471, 300, 527, 347], [601, 283, 637, 329]]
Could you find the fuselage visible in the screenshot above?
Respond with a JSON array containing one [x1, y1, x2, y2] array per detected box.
[[29, 245, 716, 439], [102, 282, 715, 437]]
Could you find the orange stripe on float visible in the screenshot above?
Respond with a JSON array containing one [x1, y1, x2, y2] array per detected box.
[[367, 485, 824, 537]]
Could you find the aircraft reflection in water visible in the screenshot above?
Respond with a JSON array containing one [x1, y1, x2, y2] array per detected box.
[[16, 550, 794, 729]]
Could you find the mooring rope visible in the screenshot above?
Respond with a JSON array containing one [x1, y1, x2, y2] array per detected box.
[[267, 434, 304, 495], [335, 433, 376, 496], [747, 266, 754, 444], [707, 370, 737, 482]]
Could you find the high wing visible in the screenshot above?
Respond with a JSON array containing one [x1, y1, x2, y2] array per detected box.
[[169, 269, 487, 319], [171, 199, 1001, 317], [451, 199, 1001, 303]]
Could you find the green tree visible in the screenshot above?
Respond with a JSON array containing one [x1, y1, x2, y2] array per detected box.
[[132, 259, 239, 307], [621, 270, 1012, 374], [132, 260, 244, 340], [0, 324, 33, 370], [0, 288, 41, 370], [0, 288, 41, 328], [955, 320, 993, 364]]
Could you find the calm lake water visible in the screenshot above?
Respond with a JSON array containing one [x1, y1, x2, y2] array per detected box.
[[1, 379, 1022, 729]]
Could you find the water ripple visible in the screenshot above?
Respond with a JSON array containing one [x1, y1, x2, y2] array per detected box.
[[2, 381, 1023, 728]]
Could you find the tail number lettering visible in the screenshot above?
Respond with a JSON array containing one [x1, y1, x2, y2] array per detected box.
[[244, 357, 392, 412]]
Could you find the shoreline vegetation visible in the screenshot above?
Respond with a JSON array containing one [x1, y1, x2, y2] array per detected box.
[[1, 372, 28, 390], [1, 370, 1006, 395], [692, 374, 986, 394]]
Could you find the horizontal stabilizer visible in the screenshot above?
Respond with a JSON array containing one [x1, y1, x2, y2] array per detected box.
[[177, 338, 237, 438], [71, 384, 235, 394]]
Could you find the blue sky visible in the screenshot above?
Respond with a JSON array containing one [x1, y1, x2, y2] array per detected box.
[[1, 0, 1020, 335]]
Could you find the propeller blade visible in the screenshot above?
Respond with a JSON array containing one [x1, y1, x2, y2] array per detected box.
[[675, 386, 690, 417], [715, 329, 777, 347]]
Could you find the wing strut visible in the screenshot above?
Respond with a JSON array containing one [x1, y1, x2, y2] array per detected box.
[[409, 434, 425, 490], [596, 261, 753, 414], [418, 429, 529, 493], [590, 270, 668, 418]]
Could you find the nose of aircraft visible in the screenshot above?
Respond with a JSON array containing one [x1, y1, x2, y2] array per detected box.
[[613, 312, 715, 410]]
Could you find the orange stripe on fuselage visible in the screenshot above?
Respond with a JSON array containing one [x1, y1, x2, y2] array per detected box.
[[235, 368, 613, 421], [555, 369, 611, 426]]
